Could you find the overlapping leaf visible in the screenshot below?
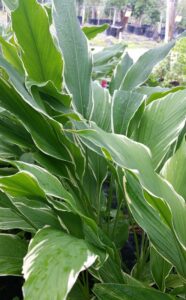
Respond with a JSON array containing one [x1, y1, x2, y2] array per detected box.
[[94, 284, 175, 300], [74, 122, 186, 272], [53, 0, 92, 117], [0, 234, 27, 275], [111, 90, 145, 135], [161, 139, 186, 199], [12, 0, 63, 90], [23, 227, 98, 300], [135, 90, 186, 168]]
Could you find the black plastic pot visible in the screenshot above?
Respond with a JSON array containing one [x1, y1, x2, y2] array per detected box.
[[106, 26, 111, 36], [134, 26, 144, 35], [77, 16, 82, 25], [127, 24, 135, 33], [145, 30, 154, 38], [115, 21, 122, 27], [99, 19, 112, 25], [159, 33, 165, 40], [88, 18, 98, 25], [176, 27, 185, 35], [141, 24, 151, 34], [107, 26, 122, 38]]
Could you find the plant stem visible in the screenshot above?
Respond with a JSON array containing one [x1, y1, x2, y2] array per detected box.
[[106, 174, 113, 233], [111, 201, 122, 239]]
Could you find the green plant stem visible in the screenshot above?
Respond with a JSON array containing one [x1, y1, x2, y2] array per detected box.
[[111, 201, 122, 239], [106, 174, 113, 233], [81, 271, 90, 299], [132, 223, 140, 262]]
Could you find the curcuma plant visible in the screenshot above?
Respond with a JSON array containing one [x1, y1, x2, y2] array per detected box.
[[0, 0, 186, 299]]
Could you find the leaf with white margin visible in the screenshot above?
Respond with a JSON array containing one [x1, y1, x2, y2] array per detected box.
[[135, 90, 186, 169], [161, 139, 186, 200], [23, 227, 98, 300]]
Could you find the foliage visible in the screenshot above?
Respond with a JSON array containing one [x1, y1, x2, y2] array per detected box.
[[150, 38, 186, 87], [0, 0, 186, 299]]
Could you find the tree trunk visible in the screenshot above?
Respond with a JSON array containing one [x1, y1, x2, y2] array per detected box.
[[165, 0, 177, 42]]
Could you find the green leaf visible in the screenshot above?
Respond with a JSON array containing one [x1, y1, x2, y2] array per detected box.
[[0, 207, 33, 231], [0, 36, 24, 74], [93, 43, 126, 67], [136, 90, 186, 168], [0, 78, 84, 178], [0, 171, 45, 199], [12, 161, 71, 199], [0, 234, 27, 275], [82, 24, 109, 40], [92, 61, 117, 79], [53, 0, 92, 117], [111, 90, 145, 135], [94, 284, 175, 300], [11, 197, 62, 230], [89, 81, 111, 131], [23, 227, 98, 300], [161, 139, 186, 200], [8, 160, 81, 213], [2, 0, 18, 11], [74, 122, 186, 276], [0, 54, 46, 113], [0, 110, 33, 148], [110, 52, 133, 95], [121, 41, 176, 91], [151, 247, 172, 291], [12, 0, 63, 90], [0, 139, 22, 159], [124, 171, 186, 278]]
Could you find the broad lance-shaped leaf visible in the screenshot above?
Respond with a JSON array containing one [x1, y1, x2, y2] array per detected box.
[[0, 203, 61, 232], [11, 0, 63, 90], [0, 190, 61, 232], [124, 171, 186, 278], [93, 284, 175, 300], [92, 45, 127, 79], [111, 90, 145, 135], [93, 43, 126, 67], [0, 139, 22, 159], [161, 139, 186, 200], [53, 0, 92, 117], [0, 36, 24, 74], [0, 234, 27, 276], [82, 24, 109, 40], [23, 227, 98, 300], [121, 40, 176, 91], [74, 122, 186, 266], [0, 110, 33, 149], [2, 0, 18, 10], [0, 54, 70, 114], [135, 90, 186, 169], [151, 247, 172, 292], [92, 61, 118, 80], [5, 160, 83, 212], [0, 208, 33, 231], [0, 171, 45, 199], [88, 81, 111, 132], [1, 159, 91, 217], [0, 54, 45, 112], [136, 86, 183, 105], [0, 78, 85, 179], [110, 52, 133, 95]]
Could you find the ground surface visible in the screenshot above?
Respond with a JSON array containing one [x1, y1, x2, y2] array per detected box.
[[91, 30, 160, 61]]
